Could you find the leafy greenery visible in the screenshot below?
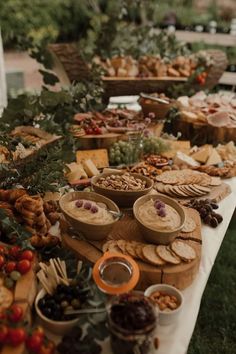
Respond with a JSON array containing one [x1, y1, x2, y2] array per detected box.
[[0, 77, 105, 193], [0, 209, 33, 249]]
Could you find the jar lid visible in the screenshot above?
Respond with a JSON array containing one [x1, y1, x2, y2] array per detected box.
[[93, 252, 140, 295]]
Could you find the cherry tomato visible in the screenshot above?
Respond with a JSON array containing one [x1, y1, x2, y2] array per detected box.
[[0, 255, 5, 269], [5, 261, 17, 274], [33, 326, 45, 339], [0, 310, 6, 321], [9, 246, 21, 259], [0, 325, 8, 343], [38, 342, 55, 354], [8, 327, 26, 346], [7, 304, 23, 322], [0, 245, 7, 254], [17, 259, 31, 275], [19, 250, 34, 262], [26, 333, 43, 352]]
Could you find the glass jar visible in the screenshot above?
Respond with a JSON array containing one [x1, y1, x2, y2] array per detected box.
[[128, 133, 144, 165], [107, 293, 158, 354]]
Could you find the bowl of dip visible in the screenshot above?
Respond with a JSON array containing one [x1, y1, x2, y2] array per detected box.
[[91, 171, 153, 208], [59, 191, 121, 241], [133, 194, 185, 245]]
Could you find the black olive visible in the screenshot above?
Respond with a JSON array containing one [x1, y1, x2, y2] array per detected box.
[[42, 307, 52, 318], [38, 298, 46, 308]]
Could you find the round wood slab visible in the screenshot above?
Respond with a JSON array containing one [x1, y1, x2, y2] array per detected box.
[[62, 207, 202, 290]]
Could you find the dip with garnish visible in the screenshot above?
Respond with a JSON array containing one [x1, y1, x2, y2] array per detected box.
[[137, 198, 181, 232], [65, 199, 114, 225]]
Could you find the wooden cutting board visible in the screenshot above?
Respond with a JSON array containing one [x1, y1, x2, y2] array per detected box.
[[62, 207, 201, 290]]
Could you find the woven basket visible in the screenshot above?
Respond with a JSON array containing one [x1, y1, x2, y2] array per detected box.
[[49, 44, 228, 97]]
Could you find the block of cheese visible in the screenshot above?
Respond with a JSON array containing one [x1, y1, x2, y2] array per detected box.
[[66, 162, 88, 183], [76, 149, 109, 168], [162, 140, 191, 159], [82, 159, 99, 177], [174, 151, 200, 167], [191, 145, 212, 163], [206, 149, 222, 166]]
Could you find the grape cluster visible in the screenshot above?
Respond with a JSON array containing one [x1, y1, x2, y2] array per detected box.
[[154, 200, 166, 217], [186, 199, 223, 228], [109, 141, 140, 166], [143, 137, 167, 155]]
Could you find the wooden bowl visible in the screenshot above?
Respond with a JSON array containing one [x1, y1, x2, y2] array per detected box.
[[133, 194, 185, 245], [139, 97, 173, 120], [59, 191, 120, 241], [91, 172, 154, 208]]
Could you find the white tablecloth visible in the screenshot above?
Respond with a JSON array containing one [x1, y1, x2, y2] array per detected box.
[[102, 177, 236, 354]]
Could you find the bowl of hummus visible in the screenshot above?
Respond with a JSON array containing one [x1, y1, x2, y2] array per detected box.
[[133, 194, 185, 245], [59, 191, 121, 241]]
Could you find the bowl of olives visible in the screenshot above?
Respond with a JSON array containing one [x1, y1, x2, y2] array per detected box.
[[35, 283, 89, 335]]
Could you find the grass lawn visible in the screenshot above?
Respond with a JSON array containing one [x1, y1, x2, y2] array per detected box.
[[188, 213, 236, 354]]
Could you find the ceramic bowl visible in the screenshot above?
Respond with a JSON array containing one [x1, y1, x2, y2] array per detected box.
[[144, 284, 184, 326], [133, 194, 185, 245], [35, 288, 79, 335], [91, 171, 153, 208], [59, 191, 120, 241]]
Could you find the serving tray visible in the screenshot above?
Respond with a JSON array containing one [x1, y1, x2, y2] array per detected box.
[[62, 207, 201, 290]]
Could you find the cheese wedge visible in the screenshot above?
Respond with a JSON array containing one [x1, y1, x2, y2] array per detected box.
[[191, 145, 212, 163], [76, 149, 109, 168], [82, 159, 99, 177], [66, 162, 88, 183], [174, 151, 200, 167], [206, 149, 222, 166]]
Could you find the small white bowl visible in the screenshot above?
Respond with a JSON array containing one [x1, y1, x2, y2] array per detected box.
[[144, 284, 184, 326], [35, 288, 79, 335]]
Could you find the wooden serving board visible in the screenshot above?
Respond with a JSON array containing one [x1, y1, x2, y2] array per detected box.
[[62, 207, 201, 290]]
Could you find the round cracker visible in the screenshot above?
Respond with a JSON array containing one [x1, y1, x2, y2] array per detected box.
[[210, 177, 221, 186], [107, 240, 123, 253], [125, 241, 140, 258], [117, 240, 128, 254], [142, 245, 166, 266], [170, 240, 196, 262], [135, 244, 148, 261], [156, 245, 181, 264], [0, 286, 13, 310], [102, 240, 114, 253], [182, 216, 196, 233]]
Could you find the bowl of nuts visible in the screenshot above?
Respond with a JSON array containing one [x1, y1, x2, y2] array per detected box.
[[91, 172, 154, 208], [144, 284, 184, 326], [59, 191, 121, 240]]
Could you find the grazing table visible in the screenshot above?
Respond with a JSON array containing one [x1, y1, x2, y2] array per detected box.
[[100, 177, 236, 354]]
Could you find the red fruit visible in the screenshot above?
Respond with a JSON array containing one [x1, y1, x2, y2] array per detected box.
[[19, 250, 34, 262], [9, 246, 21, 259], [0, 324, 8, 343], [0, 255, 5, 269], [0, 310, 6, 321], [8, 304, 23, 322], [0, 245, 6, 254], [5, 261, 17, 274], [8, 327, 26, 346], [33, 326, 44, 339], [17, 259, 31, 275], [38, 342, 55, 354], [26, 333, 43, 352]]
